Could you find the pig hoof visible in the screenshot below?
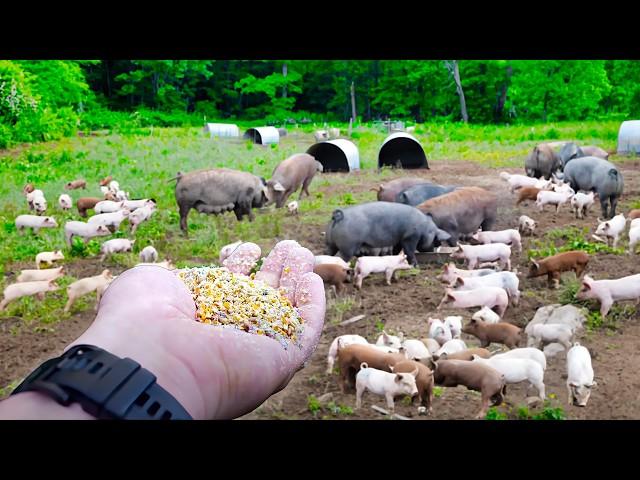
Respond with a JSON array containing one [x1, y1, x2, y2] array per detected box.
[[417, 407, 427, 415]]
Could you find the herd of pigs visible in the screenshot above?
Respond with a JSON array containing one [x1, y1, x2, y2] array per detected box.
[[2, 138, 640, 418]]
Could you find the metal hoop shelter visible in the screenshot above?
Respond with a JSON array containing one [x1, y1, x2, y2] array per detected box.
[[243, 127, 280, 145], [378, 132, 429, 169], [306, 139, 360, 172]]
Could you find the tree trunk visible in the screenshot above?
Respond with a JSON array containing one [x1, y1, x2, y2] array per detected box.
[[350, 81, 357, 122], [445, 60, 468, 123], [105, 60, 112, 99], [282, 63, 287, 98], [494, 64, 512, 122]]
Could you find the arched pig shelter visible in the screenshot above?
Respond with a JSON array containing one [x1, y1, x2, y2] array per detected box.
[[378, 132, 429, 169], [243, 127, 280, 145], [306, 139, 360, 172], [617, 120, 640, 155]]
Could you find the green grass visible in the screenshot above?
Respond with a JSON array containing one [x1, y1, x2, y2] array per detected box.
[[0, 120, 627, 323], [528, 226, 625, 259]]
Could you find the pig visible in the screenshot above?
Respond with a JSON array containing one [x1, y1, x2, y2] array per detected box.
[[265, 153, 323, 208], [562, 156, 623, 218], [491, 347, 547, 371], [173, 168, 268, 233], [26, 189, 45, 211], [0, 280, 59, 311], [450, 243, 511, 271], [32, 195, 47, 215], [580, 146, 609, 160], [552, 182, 575, 195], [64, 269, 113, 313], [122, 199, 155, 211], [566, 343, 596, 407], [428, 318, 452, 346], [527, 251, 590, 289], [372, 178, 429, 202], [23, 183, 35, 195], [115, 190, 129, 201], [471, 355, 545, 400], [129, 204, 156, 233], [391, 360, 434, 414], [17, 266, 65, 283], [94, 200, 125, 214], [420, 338, 441, 356], [314, 255, 351, 270], [536, 190, 574, 212], [219, 240, 244, 263], [375, 331, 404, 349], [528, 323, 574, 350], [462, 318, 522, 348], [628, 223, 640, 254], [576, 273, 640, 318], [326, 335, 369, 374], [108, 180, 120, 193], [417, 187, 497, 245], [402, 339, 432, 362], [500, 172, 542, 192], [437, 262, 495, 284], [355, 362, 419, 412], [58, 194, 73, 211], [65, 179, 86, 190], [395, 183, 457, 206], [431, 359, 506, 419], [139, 246, 158, 263], [518, 215, 537, 236], [628, 209, 640, 220], [439, 287, 510, 318], [451, 271, 520, 306], [438, 348, 492, 361], [76, 197, 102, 217], [525, 143, 562, 179], [325, 202, 451, 266], [100, 186, 110, 196], [99, 175, 113, 187], [287, 201, 299, 215], [571, 191, 596, 219], [64, 221, 111, 246], [15, 215, 58, 234], [515, 186, 541, 206], [444, 315, 463, 338], [337, 343, 408, 392], [353, 252, 412, 289], [593, 214, 626, 247], [434, 339, 468, 359], [136, 259, 175, 270], [88, 209, 131, 231], [35, 250, 64, 269], [100, 238, 135, 260], [313, 263, 349, 294], [559, 142, 584, 168], [471, 229, 522, 253], [472, 306, 501, 324], [314, 130, 328, 142]]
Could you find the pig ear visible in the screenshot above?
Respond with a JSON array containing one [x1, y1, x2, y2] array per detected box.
[[471, 354, 480, 361], [411, 367, 419, 378], [446, 293, 455, 301], [395, 374, 402, 383], [388, 365, 394, 372], [273, 182, 286, 192], [581, 281, 591, 291], [531, 259, 539, 269], [455, 277, 465, 287]]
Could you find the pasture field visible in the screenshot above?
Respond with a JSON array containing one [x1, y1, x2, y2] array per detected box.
[[1, 121, 639, 419]]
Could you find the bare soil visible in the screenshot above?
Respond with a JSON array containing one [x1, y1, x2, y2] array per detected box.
[[2, 159, 640, 419]]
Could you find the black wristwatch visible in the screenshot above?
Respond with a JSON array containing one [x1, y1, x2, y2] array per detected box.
[[11, 344, 193, 420]]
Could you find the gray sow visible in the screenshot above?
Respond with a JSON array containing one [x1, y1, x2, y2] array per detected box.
[[325, 201, 451, 265], [562, 156, 623, 219], [396, 183, 457, 206]]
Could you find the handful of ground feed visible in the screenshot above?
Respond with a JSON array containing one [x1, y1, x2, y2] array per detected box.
[[178, 266, 304, 349]]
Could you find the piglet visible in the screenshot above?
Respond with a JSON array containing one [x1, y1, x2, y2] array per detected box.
[[472, 355, 545, 400], [571, 191, 596, 219], [287, 201, 299, 215], [123, 199, 154, 211], [64, 221, 111, 246], [576, 273, 640, 318], [451, 271, 520, 305], [355, 362, 419, 412], [391, 361, 434, 414], [518, 215, 537, 236], [593, 214, 626, 247], [88, 209, 131, 231], [58, 194, 73, 211], [527, 323, 574, 350], [35, 250, 64, 269], [444, 315, 463, 338], [129, 203, 156, 233], [566, 343, 596, 407], [438, 287, 509, 318], [64, 269, 113, 313], [77, 197, 102, 217], [326, 335, 369, 374], [427, 318, 452, 346], [472, 306, 501, 324], [450, 243, 511, 271], [314, 263, 349, 294], [17, 266, 65, 283], [375, 330, 403, 349], [94, 200, 125, 214], [402, 339, 432, 362], [0, 280, 59, 311], [527, 251, 590, 289], [491, 347, 547, 371], [65, 179, 86, 190], [314, 255, 351, 270], [462, 317, 522, 349], [139, 246, 158, 263], [472, 229, 522, 253], [500, 172, 540, 192], [15, 215, 58, 234], [536, 190, 574, 212], [437, 262, 495, 284], [100, 238, 135, 260], [434, 339, 468, 359], [353, 252, 412, 289], [32, 195, 47, 215]]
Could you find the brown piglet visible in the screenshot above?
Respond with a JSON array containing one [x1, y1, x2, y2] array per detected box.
[[527, 250, 590, 289], [392, 360, 434, 414], [313, 263, 350, 294], [515, 186, 541, 206], [461, 318, 522, 349], [337, 343, 407, 393]]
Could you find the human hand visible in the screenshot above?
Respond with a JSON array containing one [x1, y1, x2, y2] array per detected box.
[[60, 240, 325, 419]]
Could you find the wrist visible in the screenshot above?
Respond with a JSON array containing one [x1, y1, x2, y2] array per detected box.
[[0, 391, 96, 420]]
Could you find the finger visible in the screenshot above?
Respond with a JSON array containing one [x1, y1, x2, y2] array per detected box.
[[222, 242, 261, 276], [291, 271, 326, 368], [254, 240, 300, 288], [278, 246, 315, 304]]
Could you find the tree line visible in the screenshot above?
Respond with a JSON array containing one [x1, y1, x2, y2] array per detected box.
[[2, 60, 639, 147]]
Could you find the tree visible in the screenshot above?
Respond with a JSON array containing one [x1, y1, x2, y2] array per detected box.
[[445, 60, 468, 122]]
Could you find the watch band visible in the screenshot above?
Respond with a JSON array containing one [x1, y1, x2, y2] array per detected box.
[[11, 344, 193, 420]]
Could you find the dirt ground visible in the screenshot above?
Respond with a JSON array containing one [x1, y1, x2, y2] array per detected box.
[[2, 159, 640, 419]]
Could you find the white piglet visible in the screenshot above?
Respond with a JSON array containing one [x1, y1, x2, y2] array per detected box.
[[443, 315, 463, 338], [64, 221, 111, 246], [428, 318, 452, 346], [518, 215, 537, 236], [472, 229, 522, 253], [354, 252, 412, 289], [491, 347, 547, 371], [94, 200, 125, 214], [326, 334, 369, 374], [35, 250, 64, 269], [528, 323, 574, 350], [129, 204, 156, 233], [100, 239, 135, 260], [435, 339, 468, 358], [0, 280, 59, 311], [64, 270, 113, 313], [355, 363, 419, 411], [17, 266, 65, 283], [472, 354, 546, 400], [375, 330, 403, 349], [450, 243, 511, 271], [593, 214, 626, 247], [576, 273, 640, 318], [438, 287, 510, 318], [402, 339, 432, 362], [472, 306, 501, 324], [566, 343, 596, 407], [88, 209, 130, 230], [536, 190, 574, 212], [139, 245, 159, 263], [58, 194, 73, 211], [570, 191, 596, 219], [451, 271, 520, 306], [15, 215, 58, 234]]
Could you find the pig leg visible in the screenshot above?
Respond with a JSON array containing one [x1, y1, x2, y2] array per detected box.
[[385, 268, 394, 286], [299, 178, 312, 199], [575, 263, 586, 278], [400, 237, 419, 266], [179, 204, 190, 233], [385, 393, 396, 412], [533, 380, 546, 400], [599, 297, 613, 319], [64, 292, 76, 313], [355, 384, 365, 409], [495, 302, 507, 318], [476, 395, 491, 419], [467, 258, 478, 269], [567, 384, 573, 405], [355, 273, 364, 290], [599, 197, 609, 220], [0, 298, 9, 311]]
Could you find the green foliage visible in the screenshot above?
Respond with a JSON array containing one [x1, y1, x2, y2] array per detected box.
[[485, 407, 508, 420], [307, 395, 322, 417], [531, 407, 566, 420], [433, 386, 443, 398], [528, 226, 625, 259], [307, 395, 353, 418]]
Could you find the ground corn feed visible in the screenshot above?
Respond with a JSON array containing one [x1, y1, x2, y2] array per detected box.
[[178, 266, 303, 348]]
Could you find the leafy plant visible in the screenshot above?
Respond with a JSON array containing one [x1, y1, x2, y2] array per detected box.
[[485, 407, 508, 420], [307, 395, 322, 417]]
